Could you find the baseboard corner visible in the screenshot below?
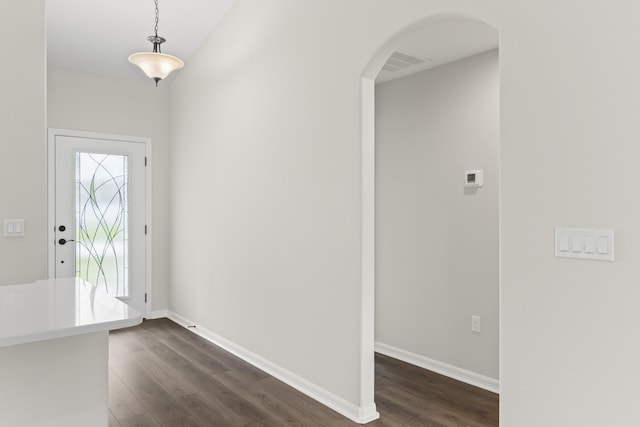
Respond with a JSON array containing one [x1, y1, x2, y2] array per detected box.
[[149, 309, 168, 319], [356, 403, 380, 424]]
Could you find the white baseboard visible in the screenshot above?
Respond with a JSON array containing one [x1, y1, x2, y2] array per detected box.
[[375, 342, 500, 394], [167, 311, 379, 424], [149, 309, 168, 319]]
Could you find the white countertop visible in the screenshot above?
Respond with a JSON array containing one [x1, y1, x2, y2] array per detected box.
[[0, 277, 142, 347]]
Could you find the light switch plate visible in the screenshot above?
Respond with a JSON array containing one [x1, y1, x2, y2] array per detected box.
[[471, 315, 481, 333], [4, 219, 25, 237], [555, 228, 614, 261]]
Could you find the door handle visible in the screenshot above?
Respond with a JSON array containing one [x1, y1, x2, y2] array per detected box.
[[58, 238, 75, 245]]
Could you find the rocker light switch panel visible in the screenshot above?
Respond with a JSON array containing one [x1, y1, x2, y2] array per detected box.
[[555, 228, 614, 261], [4, 219, 25, 237]]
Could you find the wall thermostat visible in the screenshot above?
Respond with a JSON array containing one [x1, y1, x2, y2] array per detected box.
[[464, 170, 484, 188]]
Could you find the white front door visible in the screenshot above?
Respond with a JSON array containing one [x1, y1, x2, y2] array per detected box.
[[49, 130, 149, 316]]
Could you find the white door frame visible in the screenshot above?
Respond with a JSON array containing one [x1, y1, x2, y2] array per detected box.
[[47, 128, 152, 318]]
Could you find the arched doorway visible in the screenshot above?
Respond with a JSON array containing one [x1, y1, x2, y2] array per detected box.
[[359, 15, 500, 423]]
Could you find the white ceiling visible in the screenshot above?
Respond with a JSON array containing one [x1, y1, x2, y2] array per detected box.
[[46, 0, 237, 82], [47, 3, 497, 85]]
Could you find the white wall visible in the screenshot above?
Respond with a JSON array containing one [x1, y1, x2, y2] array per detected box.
[[169, 0, 370, 416], [0, 1, 46, 285], [47, 66, 171, 312], [375, 50, 499, 381], [498, 3, 640, 424], [169, 1, 640, 425]]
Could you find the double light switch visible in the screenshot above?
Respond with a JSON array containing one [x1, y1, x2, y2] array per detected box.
[[555, 228, 614, 261], [4, 219, 25, 237]]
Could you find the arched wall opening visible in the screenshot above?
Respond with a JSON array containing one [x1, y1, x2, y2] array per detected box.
[[359, 14, 500, 422]]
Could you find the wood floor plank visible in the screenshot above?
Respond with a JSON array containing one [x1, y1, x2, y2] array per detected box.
[[160, 325, 269, 382], [131, 349, 200, 398], [375, 354, 498, 426], [160, 334, 232, 376], [213, 371, 306, 426], [109, 368, 148, 420], [369, 388, 427, 426], [176, 392, 255, 426], [109, 410, 122, 427], [243, 420, 288, 427], [172, 364, 268, 425], [110, 319, 499, 426], [161, 416, 203, 427], [132, 329, 193, 369], [251, 376, 353, 427], [111, 361, 189, 424], [384, 385, 489, 426], [119, 412, 162, 427]]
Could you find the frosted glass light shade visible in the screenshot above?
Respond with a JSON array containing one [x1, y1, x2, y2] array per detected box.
[[128, 52, 184, 81]]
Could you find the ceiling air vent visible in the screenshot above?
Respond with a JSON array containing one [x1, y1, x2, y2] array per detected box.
[[382, 51, 430, 73]]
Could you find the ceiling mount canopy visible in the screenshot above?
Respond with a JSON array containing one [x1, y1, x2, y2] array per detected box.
[[128, 0, 184, 86]]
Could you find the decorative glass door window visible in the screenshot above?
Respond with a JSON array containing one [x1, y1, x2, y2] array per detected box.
[[75, 153, 129, 298], [53, 132, 147, 314]]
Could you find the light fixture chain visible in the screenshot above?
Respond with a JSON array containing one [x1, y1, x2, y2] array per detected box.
[[154, 0, 159, 36]]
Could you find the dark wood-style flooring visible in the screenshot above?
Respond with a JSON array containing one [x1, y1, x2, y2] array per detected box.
[[108, 319, 498, 427]]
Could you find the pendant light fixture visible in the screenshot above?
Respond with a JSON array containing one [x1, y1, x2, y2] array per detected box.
[[129, 0, 184, 86]]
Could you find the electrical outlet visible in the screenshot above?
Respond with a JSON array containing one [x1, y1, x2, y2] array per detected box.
[[471, 315, 481, 333]]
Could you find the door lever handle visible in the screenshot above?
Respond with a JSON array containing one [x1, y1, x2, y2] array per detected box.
[[58, 238, 75, 245]]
